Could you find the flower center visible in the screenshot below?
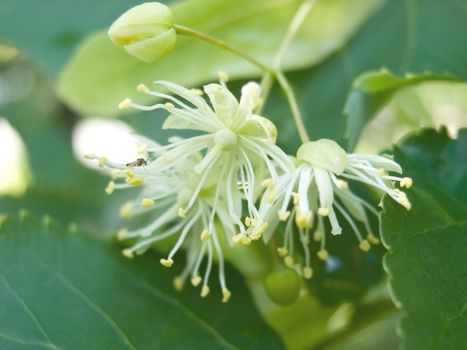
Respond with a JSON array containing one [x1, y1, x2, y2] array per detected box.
[[214, 128, 237, 150]]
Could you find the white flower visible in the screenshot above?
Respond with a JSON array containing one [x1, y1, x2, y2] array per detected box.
[[260, 139, 412, 276], [87, 139, 239, 302], [119, 75, 293, 243]]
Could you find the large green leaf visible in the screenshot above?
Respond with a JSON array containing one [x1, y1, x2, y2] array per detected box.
[[344, 70, 460, 151], [380, 128, 467, 349], [0, 0, 153, 72], [57, 0, 382, 116], [265, 0, 467, 153], [0, 214, 285, 349]]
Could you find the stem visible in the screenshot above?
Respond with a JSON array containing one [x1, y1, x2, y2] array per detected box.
[[309, 299, 398, 350], [174, 24, 268, 72], [272, 0, 317, 143], [256, 70, 274, 114], [276, 71, 310, 143], [274, 0, 317, 69]]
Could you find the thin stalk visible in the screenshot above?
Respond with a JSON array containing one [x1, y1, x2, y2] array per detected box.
[[272, 0, 317, 143], [256, 70, 274, 114], [276, 71, 309, 143], [274, 0, 317, 68], [174, 24, 268, 72]]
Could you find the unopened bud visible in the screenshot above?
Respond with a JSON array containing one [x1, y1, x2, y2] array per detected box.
[[108, 2, 177, 63]]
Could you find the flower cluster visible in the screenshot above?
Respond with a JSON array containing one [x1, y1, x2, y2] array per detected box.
[[88, 76, 412, 302]]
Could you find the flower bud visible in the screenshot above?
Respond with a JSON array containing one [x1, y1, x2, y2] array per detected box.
[[108, 2, 176, 63]]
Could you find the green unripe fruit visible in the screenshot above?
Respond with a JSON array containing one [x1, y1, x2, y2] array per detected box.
[[264, 268, 302, 306]]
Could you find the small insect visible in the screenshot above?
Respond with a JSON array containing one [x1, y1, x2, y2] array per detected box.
[[126, 158, 147, 168]]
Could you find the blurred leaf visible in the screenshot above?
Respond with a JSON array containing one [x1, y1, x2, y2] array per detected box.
[[0, 214, 285, 349], [266, 0, 467, 152], [0, 0, 155, 72], [381, 128, 467, 349], [344, 70, 460, 150], [57, 0, 382, 116], [356, 81, 467, 153], [0, 66, 113, 232]]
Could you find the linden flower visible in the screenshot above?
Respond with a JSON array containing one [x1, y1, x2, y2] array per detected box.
[[260, 139, 412, 275], [119, 75, 293, 243], [87, 143, 236, 302]]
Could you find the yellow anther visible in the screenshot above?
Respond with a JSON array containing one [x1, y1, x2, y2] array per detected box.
[[190, 88, 203, 96], [84, 153, 96, 160], [119, 202, 133, 219], [124, 169, 135, 177], [367, 233, 380, 245], [240, 236, 252, 245], [313, 230, 322, 242], [303, 267, 313, 279], [277, 247, 288, 257], [126, 177, 143, 187], [178, 208, 186, 218], [173, 276, 184, 291], [378, 168, 386, 176], [98, 156, 108, 167], [164, 102, 175, 111], [359, 239, 371, 252], [278, 210, 291, 221], [232, 234, 242, 244], [267, 190, 276, 203], [160, 258, 174, 267], [318, 207, 329, 216], [317, 249, 329, 261], [401, 177, 413, 188], [261, 178, 275, 190], [122, 249, 134, 258], [201, 285, 210, 298], [118, 98, 133, 109], [218, 71, 229, 82], [200, 229, 210, 241], [191, 275, 202, 287], [222, 288, 232, 303], [141, 198, 155, 208], [295, 209, 312, 229], [244, 216, 252, 227], [105, 181, 115, 195], [292, 193, 299, 206], [117, 228, 128, 240], [284, 256, 294, 268], [337, 180, 348, 189], [136, 83, 150, 94], [401, 198, 412, 210]]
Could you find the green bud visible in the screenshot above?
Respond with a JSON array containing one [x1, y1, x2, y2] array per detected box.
[[108, 2, 176, 63], [297, 139, 348, 175], [264, 268, 302, 306]]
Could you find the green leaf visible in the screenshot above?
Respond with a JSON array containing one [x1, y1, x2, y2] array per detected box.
[[265, 0, 467, 152], [356, 80, 467, 153], [344, 70, 460, 151], [0, 0, 153, 72], [380, 128, 467, 349], [0, 215, 285, 349], [57, 0, 382, 116]]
